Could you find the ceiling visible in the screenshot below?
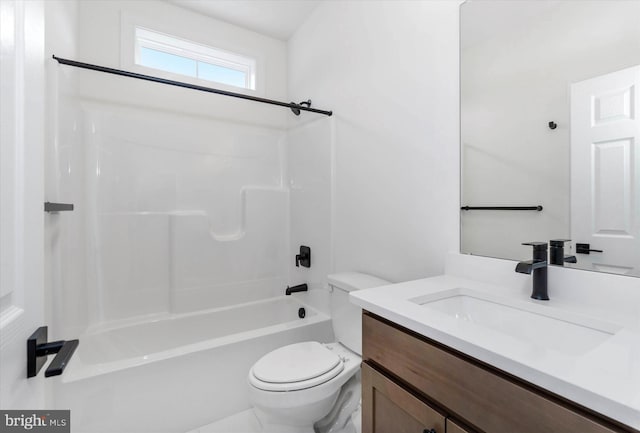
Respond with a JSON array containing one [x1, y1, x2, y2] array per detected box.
[[168, 0, 322, 41]]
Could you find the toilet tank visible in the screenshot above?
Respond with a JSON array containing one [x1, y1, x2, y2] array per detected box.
[[327, 272, 390, 356]]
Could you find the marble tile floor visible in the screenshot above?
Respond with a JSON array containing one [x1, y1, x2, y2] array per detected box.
[[186, 409, 262, 433], [187, 406, 360, 433]]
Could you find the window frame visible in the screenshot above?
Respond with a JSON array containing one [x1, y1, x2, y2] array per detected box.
[[132, 26, 257, 91]]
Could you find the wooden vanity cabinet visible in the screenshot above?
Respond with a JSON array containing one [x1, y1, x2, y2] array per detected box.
[[446, 419, 472, 433], [362, 312, 635, 433], [361, 363, 445, 433]]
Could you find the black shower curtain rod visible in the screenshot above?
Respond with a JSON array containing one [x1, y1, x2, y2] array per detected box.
[[52, 55, 333, 117]]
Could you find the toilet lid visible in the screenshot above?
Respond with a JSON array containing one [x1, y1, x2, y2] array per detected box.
[[252, 342, 342, 384], [249, 360, 344, 392]]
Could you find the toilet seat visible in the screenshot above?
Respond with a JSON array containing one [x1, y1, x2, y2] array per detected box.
[[249, 342, 345, 392], [250, 361, 344, 392]]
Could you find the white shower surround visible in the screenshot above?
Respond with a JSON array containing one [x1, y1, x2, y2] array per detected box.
[[47, 0, 293, 340], [50, 66, 294, 330]]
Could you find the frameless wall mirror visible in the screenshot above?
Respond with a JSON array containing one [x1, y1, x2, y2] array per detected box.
[[460, 0, 640, 277]]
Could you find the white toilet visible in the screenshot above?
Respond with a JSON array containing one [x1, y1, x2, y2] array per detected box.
[[247, 272, 390, 433]]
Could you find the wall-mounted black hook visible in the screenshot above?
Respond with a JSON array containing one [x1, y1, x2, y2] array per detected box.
[[548, 121, 557, 130]]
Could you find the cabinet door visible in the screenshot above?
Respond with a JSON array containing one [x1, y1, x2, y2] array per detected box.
[[446, 419, 473, 433], [362, 362, 445, 433]]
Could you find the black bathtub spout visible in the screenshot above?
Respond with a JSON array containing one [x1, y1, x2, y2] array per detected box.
[[286, 284, 308, 296]]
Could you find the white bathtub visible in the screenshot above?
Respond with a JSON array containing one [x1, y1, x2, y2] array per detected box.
[[53, 297, 333, 433]]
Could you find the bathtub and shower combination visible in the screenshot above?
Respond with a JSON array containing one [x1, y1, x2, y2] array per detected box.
[[48, 64, 336, 432]]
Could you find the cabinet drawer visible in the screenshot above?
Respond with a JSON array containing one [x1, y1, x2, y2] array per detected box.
[[447, 419, 473, 433], [362, 362, 445, 433], [363, 313, 625, 433]]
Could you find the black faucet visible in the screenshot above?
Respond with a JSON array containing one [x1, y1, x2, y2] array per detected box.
[[515, 242, 549, 300], [285, 283, 308, 295], [549, 239, 577, 265]]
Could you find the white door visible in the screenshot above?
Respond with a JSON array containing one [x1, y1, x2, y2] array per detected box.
[[571, 65, 640, 275], [0, 0, 46, 409]]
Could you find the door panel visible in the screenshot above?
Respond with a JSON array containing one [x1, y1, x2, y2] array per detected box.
[[571, 65, 640, 274], [0, 0, 46, 409]]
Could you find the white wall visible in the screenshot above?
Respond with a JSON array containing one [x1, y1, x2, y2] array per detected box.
[[461, 0, 640, 260], [288, 1, 460, 287]]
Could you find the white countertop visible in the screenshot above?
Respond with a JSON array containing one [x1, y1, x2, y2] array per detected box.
[[350, 254, 640, 430]]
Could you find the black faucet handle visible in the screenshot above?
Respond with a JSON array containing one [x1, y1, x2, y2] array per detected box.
[[522, 241, 548, 250], [522, 242, 548, 263], [549, 239, 571, 247]]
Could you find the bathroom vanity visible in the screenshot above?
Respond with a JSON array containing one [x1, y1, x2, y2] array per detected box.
[[352, 254, 640, 433], [362, 312, 629, 433]]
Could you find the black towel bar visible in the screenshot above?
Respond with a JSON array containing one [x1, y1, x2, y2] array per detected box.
[[461, 206, 543, 211]]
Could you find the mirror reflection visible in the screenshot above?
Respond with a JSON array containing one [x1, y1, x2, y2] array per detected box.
[[460, 0, 640, 276]]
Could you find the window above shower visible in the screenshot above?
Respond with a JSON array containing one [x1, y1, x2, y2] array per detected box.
[[133, 27, 257, 90]]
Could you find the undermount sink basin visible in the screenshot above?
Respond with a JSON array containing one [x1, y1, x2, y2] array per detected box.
[[411, 289, 620, 356]]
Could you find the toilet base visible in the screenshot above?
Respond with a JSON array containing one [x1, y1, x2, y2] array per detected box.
[[252, 390, 339, 433], [315, 373, 361, 433]]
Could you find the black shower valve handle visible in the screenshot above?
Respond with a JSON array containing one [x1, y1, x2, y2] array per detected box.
[[295, 246, 311, 268]]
